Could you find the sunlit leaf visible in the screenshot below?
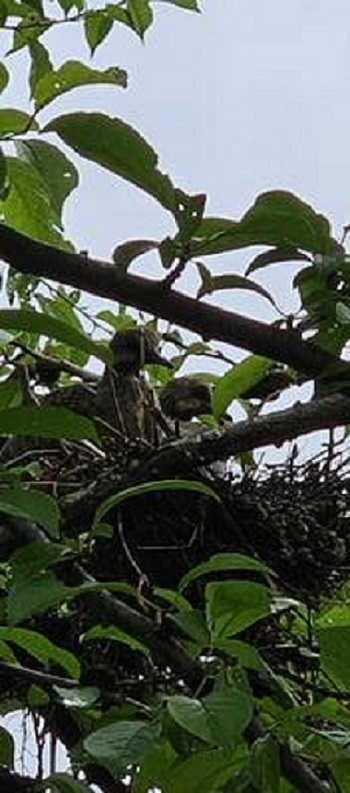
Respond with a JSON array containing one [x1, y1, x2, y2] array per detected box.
[[84, 10, 114, 54], [0, 627, 79, 677], [0, 406, 98, 442], [212, 355, 273, 418], [0, 309, 111, 364], [93, 479, 220, 529], [83, 625, 150, 658], [34, 60, 127, 110], [128, 0, 153, 38], [206, 581, 271, 641], [191, 191, 339, 257], [15, 140, 79, 226], [180, 553, 273, 591], [0, 109, 38, 137], [0, 157, 72, 249]]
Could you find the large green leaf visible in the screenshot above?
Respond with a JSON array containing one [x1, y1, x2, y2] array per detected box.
[[0, 487, 60, 538], [0, 627, 79, 677], [0, 109, 38, 137], [180, 553, 273, 591], [251, 735, 280, 793], [0, 406, 98, 442], [0, 157, 72, 249], [167, 687, 253, 747], [45, 112, 176, 212], [164, 748, 245, 793], [93, 479, 220, 529], [128, 0, 153, 38], [34, 61, 127, 110], [7, 568, 70, 624], [84, 10, 114, 54], [212, 355, 273, 418], [317, 606, 350, 690], [206, 581, 271, 641], [84, 721, 158, 770], [0, 309, 111, 363], [15, 140, 78, 226], [191, 191, 339, 257]]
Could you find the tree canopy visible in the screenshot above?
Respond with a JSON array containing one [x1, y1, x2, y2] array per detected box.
[[0, 3, 349, 792]]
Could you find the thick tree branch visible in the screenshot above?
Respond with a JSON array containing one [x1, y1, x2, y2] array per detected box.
[[0, 224, 342, 377], [126, 394, 350, 476]]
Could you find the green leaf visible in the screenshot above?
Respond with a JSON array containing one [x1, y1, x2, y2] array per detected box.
[[0, 726, 14, 767], [0, 63, 9, 95], [196, 262, 278, 307], [191, 191, 339, 257], [15, 140, 79, 226], [84, 10, 114, 54], [167, 687, 253, 747], [174, 190, 206, 246], [93, 479, 220, 529], [34, 60, 127, 111], [84, 721, 158, 770], [0, 157, 72, 249], [245, 246, 310, 276], [156, 0, 200, 9], [206, 581, 271, 641], [83, 625, 150, 658], [128, 0, 153, 38], [251, 735, 281, 793], [317, 606, 350, 689], [180, 552, 273, 591], [212, 355, 273, 418], [0, 376, 22, 409], [112, 239, 159, 269], [0, 488, 60, 539], [0, 147, 8, 199], [0, 309, 111, 364], [45, 112, 176, 212], [0, 109, 38, 137], [0, 406, 98, 442], [28, 40, 53, 98], [164, 748, 245, 793], [7, 569, 70, 623], [0, 627, 79, 678], [53, 685, 100, 708]]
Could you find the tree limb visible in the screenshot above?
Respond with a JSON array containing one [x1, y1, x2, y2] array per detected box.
[[0, 224, 342, 377]]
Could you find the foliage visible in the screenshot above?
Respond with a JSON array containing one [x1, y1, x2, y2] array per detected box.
[[0, 2, 348, 793]]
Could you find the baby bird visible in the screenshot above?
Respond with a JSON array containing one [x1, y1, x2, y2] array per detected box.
[[159, 376, 212, 423]]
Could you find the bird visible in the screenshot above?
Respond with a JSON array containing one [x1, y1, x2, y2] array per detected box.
[[159, 376, 212, 422], [44, 328, 172, 445]]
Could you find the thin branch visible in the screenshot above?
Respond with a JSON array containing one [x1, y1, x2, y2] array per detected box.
[[0, 224, 343, 378]]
